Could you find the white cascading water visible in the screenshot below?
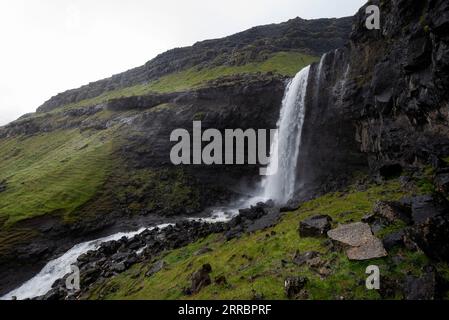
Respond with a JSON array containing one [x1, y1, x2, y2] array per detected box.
[[0, 211, 236, 300], [261, 66, 311, 205], [0, 224, 172, 300]]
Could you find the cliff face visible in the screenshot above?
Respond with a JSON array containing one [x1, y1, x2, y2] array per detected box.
[[296, 0, 449, 197], [36, 17, 352, 113]]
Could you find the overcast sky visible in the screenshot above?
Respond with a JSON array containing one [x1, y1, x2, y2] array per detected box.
[[0, 0, 366, 126]]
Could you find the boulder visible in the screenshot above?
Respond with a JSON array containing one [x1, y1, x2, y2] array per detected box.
[[284, 276, 308, 299], [409, 215, 449, 262], [404, 272, 436, 300], [111, 262, 126, 273], [292, 251, 320, 266], [246, 207, 281, 233], [409, 195, 449, 225], [327, 222, 387, 260], [0, 180, 7, 193], [214, 275, 227, 285], [194, 247, 213, 256], [372, 201, 412, 225], [346, 237, 387, 261], [280, 199, 301, 212], [434, 173, 449, 196], [190, 264, 212, 294], [145, 260, 166, 277], [299, 215, 332, 238], [382, 230, 405, 250], [327, 222, 373, 247]]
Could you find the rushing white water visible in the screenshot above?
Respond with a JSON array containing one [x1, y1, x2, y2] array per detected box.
[[1, 210, 238, 301], [1, 224, 173, 300], [261, 66, 311, 205]]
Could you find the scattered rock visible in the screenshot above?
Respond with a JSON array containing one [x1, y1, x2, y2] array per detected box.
[[435, 172, 449, 195], [372, 201, 412, 225], [112, 262, 126, 273], [408, 215, 449, 261], [280, 199, 301, 212], [292, 251, 320, 266], [284, 276, 308, 299], [189, 264, 212, 294], [400, 195, 449, 261], [404, 272, 436, 300], [214, 275, 227, 285], [379, 164, 403, 179], [246, 207, 281, 233], [225, 201, 281, 240], [299, 215, 332, 238], [0, 180, 6, 193], [409, 195, 449, 224], [251, 290, 264, 300], [382, 230, 405, 250], [194, 247, 213, 256], [145, 260, 166, 277]]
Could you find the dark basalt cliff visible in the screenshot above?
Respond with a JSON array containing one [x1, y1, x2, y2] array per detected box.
[[36, 17, 352, 113], [296, 0, 449, 198]]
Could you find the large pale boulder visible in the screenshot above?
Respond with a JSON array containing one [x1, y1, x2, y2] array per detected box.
[[327, 222, 387, 260]]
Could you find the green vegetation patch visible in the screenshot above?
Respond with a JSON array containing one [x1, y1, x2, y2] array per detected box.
[[60, 52, 318, 110], [0, 129, 115, 225], [83, 178, 448, 300]]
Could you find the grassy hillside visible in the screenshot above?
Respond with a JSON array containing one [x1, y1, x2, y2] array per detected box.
[[82, 178, 449, 300], [58, 52, 317, 110], [0, 129, 115, 226]]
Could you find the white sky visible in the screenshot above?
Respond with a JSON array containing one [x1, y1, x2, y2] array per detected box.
[[0, 0, 366, 126]]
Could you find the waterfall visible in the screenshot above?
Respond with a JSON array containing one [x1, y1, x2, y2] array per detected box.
[[261, 66, 311, 205]]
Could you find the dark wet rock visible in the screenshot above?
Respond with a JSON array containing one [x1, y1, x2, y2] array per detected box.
[[246, 207, 281, 233], [280, 199, 301, 212], [251, 290, 264, 300], [111, 262, 126, 273], [292, 250, 320, 266], [379, 164, 403, 179], [194, 247, 213, 256], [293, 251, 331, 277], [214, 275, 227, 285], [226, 201, 281, 240], [401, 194, 449, 261], [0, 180, 7, 193], [372, 201, 412, 225], [299, 215, 332, 238], [404, 272, 436, 300], [284, 276, 308, 299], [382, 230, 405, 251], [40, 288, 68, 301], [379, 276, 401, 299], [408, 214, 449, 262], [409, 195, 449, 224], [145, 260, 166, 277], [435, 173, 449, 196], [189, 264, 212, 294]]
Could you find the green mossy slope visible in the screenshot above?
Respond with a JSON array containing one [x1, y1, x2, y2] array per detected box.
[[0, 129, 114, 226], [82, 178, 449, 300], [58, 52, 317, 110]]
